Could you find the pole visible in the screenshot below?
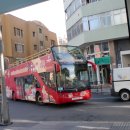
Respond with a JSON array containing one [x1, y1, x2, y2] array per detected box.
[[124, 0, 130, 38], [0, 31, 11, 125]]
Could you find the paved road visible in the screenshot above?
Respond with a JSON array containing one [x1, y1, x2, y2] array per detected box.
[[1, 91, 130, 130]]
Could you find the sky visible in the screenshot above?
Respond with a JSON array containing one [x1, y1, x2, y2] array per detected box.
[[7, 0, 67, 39]]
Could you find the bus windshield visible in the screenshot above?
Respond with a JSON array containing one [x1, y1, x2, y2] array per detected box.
[[52, 46, 86, 63], [57, 64, 90, 92]]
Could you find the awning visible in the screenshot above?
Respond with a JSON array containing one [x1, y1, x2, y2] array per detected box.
[[0, 0, 47, 14]]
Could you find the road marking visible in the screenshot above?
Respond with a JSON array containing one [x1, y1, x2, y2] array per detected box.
[[111, 105, 130, 108], [4, 129, 13, 130], [77, 126, 110, 129], [92, 97, 118, 100], [13, 119, 38, 123], [76, 105, 130, 111]]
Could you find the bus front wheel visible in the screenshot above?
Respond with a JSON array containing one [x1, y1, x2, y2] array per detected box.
[[120, 90, 130, 101], [36, 93, 43, 105]]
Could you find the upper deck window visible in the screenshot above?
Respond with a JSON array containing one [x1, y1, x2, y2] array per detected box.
[[52, 46, 86, 63]]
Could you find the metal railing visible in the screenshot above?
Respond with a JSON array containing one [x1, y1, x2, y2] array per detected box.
[[9, 48, 51, 68], [90, 81, 111, 94]]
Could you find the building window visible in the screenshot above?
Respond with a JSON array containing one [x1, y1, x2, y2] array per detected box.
[[65, 0, 101, 20], [51, 40, 55, 46], [100, 12, 112, 27], [90, 45, 94, 54], [18, 29, 20, 36], [15, 43, 24, 53], [67, 19, 83, 41], [89, 16, 100, 30], [101, 42, 109, 52], [86, 47, 90, 54], [14, 27, 16, 36], [40, 41, 43, 46], [82, 17, 89, 31], [65, 0, 82, 19], [72, 26, 76, 38], [34, 45, 38, 50], [0, 25, 2, 32], [121, 9, 127, 23], [33, 32, 35, 37], [113, 10, 122, 25], [40, 41, 44, 50], [67, 8, 127, 41], [89, 0, 101, 3], [45, 36, 48, 41], [89, 0, 97, 3], [75, 0, 81, 10], [81, 0, 87, 6], [14, 27, 23, 37], [39, 28, 42, 33], [21, 30, 23, 37]]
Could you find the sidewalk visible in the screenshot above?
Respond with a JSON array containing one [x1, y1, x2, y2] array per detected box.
[[1, 121, 130, 130]]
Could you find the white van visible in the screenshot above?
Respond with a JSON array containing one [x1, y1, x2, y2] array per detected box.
[[111, 67, 130, 101]]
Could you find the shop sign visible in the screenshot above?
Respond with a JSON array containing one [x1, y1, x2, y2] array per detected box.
[[94, 56, 111, 65]]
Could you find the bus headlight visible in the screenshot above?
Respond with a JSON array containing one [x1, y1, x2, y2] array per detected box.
[[68, 93, 73, 98], [80, 91, 86, 96]]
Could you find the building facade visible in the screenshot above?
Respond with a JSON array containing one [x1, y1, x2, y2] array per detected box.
[[0, 14, 57, 63], [58, 36, 68, 45], [64, 0, 130, 84]]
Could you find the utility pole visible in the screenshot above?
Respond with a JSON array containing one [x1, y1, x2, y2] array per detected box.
[[0, 31, 11, 125]]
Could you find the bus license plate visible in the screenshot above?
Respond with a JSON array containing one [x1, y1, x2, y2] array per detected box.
[[72, 97, 83, 100]]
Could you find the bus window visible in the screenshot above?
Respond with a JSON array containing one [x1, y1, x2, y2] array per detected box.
[[56, 64, 90, 91], [34, 78, 40, 88], [39, 72, 56, 89], [39, 72, 49, 85], [15, 77, 24, 87], [25, 75, 34, 85], [14, 77, 25, 98]]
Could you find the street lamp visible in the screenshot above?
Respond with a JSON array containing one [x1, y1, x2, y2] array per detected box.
[[0, 30, 11, 125]]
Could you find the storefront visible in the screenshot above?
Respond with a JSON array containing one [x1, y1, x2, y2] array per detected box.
[[88, 59, 97, 84], [94, 56, 111, 84]]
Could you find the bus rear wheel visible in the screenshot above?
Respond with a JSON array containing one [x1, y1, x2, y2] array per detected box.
[[120, 90, 130, 101], [36, 93, 43, 105]]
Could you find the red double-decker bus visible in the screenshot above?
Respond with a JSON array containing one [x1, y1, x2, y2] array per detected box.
[[5, 45, 96, 104]]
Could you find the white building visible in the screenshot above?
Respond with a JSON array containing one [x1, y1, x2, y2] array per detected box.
[[63, 0, 129, 84]]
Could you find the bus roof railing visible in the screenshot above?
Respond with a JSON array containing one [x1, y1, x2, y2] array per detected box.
[[9, 48, 51, 68]]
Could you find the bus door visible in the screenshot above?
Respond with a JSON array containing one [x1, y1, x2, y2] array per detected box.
[[15, 77, 25, 99], [24, 75, 36, 101], [39, 71, 57, 103]]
